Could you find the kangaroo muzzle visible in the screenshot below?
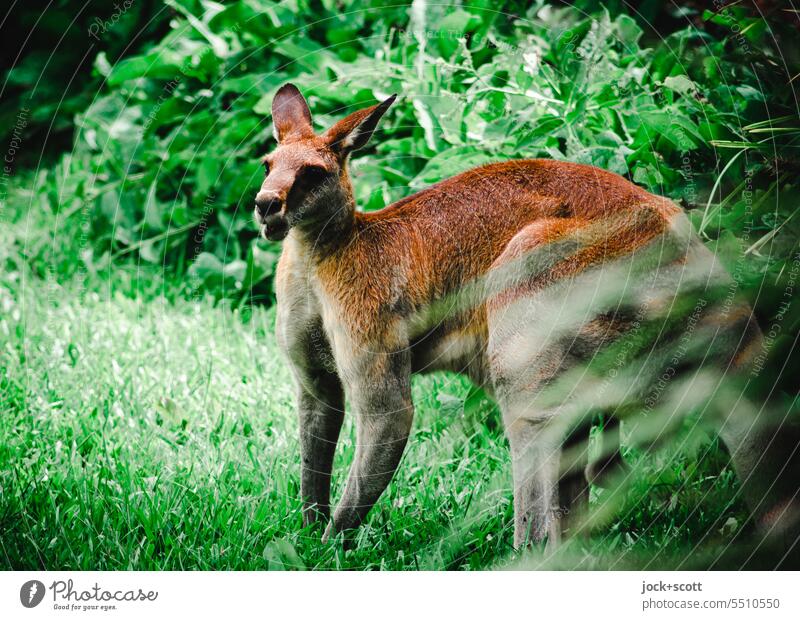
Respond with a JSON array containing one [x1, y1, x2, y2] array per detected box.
[[255, 192, 289, 241]]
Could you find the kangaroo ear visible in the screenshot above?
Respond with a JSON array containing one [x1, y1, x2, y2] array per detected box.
[[272, 83, 313, 142], [324, 94, 397, 156]]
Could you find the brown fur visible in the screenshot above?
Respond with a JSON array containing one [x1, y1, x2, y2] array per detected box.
[[314, 161, 677, 340]]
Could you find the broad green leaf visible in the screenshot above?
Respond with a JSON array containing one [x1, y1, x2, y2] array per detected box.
[[410, 146, 496, 189]]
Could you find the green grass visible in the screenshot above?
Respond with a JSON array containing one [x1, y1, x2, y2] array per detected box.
[[0, 275, 760, 570]]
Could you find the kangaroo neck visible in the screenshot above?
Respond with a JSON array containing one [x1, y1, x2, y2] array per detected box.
[[291, 199, 357, 260]]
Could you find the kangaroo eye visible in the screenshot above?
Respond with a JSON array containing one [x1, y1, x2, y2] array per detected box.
[[263, 161, 270, 175], [302, 165, 326, 184]]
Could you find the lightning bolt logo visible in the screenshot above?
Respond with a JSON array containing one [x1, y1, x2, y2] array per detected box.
[[28, 582, 38, 604]]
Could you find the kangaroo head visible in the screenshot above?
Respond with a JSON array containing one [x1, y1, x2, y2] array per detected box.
[[255, 83, 396, 242]]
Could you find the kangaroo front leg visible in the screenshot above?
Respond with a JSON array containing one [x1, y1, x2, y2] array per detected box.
[[296, 370, 344, 525], [324, 353, 414, 541]]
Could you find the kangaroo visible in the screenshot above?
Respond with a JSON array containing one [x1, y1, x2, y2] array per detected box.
[[256, 83, 799, 549]]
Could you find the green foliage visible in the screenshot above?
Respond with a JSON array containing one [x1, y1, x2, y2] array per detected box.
[[0, 0, 170, 160], [5, 0, 797, 309]]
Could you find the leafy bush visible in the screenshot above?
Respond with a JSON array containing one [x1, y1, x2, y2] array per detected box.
[[0, 0, 171, 162], [5, 1, 798, 322]]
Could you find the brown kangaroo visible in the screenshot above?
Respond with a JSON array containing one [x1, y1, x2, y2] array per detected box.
[[256, 83, 798, 549]]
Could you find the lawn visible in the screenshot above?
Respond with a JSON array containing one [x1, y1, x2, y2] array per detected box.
[[0, 276, 758, 570]]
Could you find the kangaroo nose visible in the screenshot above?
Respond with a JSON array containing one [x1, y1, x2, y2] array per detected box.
[[255, 191, 282, 219]]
